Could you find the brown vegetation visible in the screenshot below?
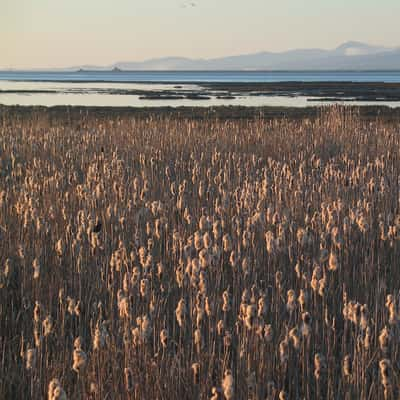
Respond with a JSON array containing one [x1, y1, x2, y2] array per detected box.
[[1, 106, 400, 399]]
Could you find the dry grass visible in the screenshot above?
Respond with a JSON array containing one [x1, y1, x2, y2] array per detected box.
[[1, 106, 400, 399]]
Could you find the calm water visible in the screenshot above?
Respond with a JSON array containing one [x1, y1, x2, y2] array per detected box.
[[1, 70, 400, 83], [1, 70, 400, 108]]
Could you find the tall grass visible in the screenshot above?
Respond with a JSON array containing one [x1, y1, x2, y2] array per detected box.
[[1, 106, 400, 399]]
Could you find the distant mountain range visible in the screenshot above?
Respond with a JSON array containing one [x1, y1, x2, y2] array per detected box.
[[7, 41, 400, 72], [67, 42, 400, 71]]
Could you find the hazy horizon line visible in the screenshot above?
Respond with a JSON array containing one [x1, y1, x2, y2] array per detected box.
[[2, 40, 399, 71]]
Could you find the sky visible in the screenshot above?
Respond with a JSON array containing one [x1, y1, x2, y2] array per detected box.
[[2, 0, 400, 68]]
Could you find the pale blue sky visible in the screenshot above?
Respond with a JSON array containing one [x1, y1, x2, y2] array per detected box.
[[2, 0, 400, 68]]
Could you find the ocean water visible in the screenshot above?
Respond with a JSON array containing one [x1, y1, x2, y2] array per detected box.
[[1, 70, 400, 108], [1, 70, 400, 83]]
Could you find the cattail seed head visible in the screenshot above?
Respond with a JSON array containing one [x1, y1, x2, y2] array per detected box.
[[222, 370, 234, 400], [48, 378, 67, 400], [72, 337, 87, 374], [25, 348, 36, 370], [160, 329, 168, 348], [175, 298, 186, 328], [192, 363, 200, 384], [379, 359, 392, 388], [32, 258, 40, 279], [379, 326, 391, 353], [124, 367, 134, 392], [314, 353, 326, 380], [343, 355, 352, 378], [42, 315, 53, 337]]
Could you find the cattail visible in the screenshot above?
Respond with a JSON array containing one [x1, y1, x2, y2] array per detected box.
[[25, 348, 36, 370], [124, 367, 134, 392], [117, 290, 130, 319], [265, 231, 276, 254], [328, 251, 339, 271], [93, 320, 109, 350], [386, 295, 398, 325], [379, 326, 391, 353], [213, 221, 222, 241], [311, 265, 322, 292], [279, 391, 287, 400], [33, 301, 41, 323], [222, 290, 231, 312], [55, 239, 64, 258], [222, 370, 234, 400], [0, 190, 6, 208], [74, 300, 82, 317], [138, 314, 152, 343], [157, 262, 164, 280], [229, 250, 237, 269], [48, 378, 67, 400], [140, 278, 149, 298], [314, 353, 326, 380], [301, 312, 312, 338], [222, 234, 232, 252], [279, 338, 289, 365], [294, 261, 301, 279], [331, 227, 343, 249], [205, 296, 213, 316], [217, 320, 225, 335], [364, 326, 372, 350], [199, 249, 211, 269], [67, 297, 77, 316], [223, 331, 232, 348], [264, 324, 273, 342], [34, 325, 42, 347], [297, 227, 310, 247], [90, 232, 100, 249], [210, 387, 220, 400], [286, 289, 296, 313], [298, 289, 308, 311], [194, 231, 203, 251], [131, 266, 141, 285], [199, 271, 208, 295], [32, 258, 40, 279], [275, 271, 282, 291], [175, 298, 186, 328], [385, 294, 394, 309], [3, 258, 13, 281], [245, 304, 256, 330], [241, 256, 250, 275], [203, 232, 212, 249], [343, 355, 352, 378], [257, 295, 267, 318], [318, 274, 327, 297], [379, 359, 392, 388], [43, 315, 53, 337], [72, 337, 87, 374], [199, 215, 210, 231], [17, 244, 25, 260], [194, 328, 203, 353], [360, 304, 369, 330], [160, 329, 168, 348], [289, 327, 300, 350], [90, 382, 98, 396], [192, 363, 200, 384]]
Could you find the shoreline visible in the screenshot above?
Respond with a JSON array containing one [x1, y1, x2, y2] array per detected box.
[[2, 104, 400, 122], [2, 82, 400, 105]]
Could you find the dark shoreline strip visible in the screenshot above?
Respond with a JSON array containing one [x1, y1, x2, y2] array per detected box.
[[1, 104, 400, 122]]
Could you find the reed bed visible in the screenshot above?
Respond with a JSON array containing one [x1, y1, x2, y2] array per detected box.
[[1, 106, 400, 399]]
